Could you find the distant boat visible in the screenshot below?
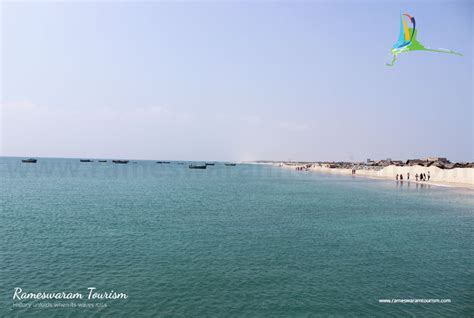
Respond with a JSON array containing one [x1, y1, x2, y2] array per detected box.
[[21, 158, 37, 163], [112, 160, 129, 164], [98, 160, 107, 162], [205, 162, 215, 166], [189, 164, 207, 169], [225, 163, 237, 166], [156, 161, 171, 164], [80, 159, 93, 162]]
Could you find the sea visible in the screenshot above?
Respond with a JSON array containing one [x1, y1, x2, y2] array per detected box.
[[1, 157, 473, 317]]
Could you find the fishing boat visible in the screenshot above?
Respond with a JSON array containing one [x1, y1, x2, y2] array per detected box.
[[189, 164, 207, 169], [205, 162, 215, 166], [21, 158, 37, 163], [156, 161, 171, 164], [80, 159, 93, 162], [224, 163, 237, 166], [112, 160, 129, 164], [98, 160, 107, 162]]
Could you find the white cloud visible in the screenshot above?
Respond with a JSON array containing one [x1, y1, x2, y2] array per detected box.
[[1, 101, 196, 159], [1, 100, 317, 160]]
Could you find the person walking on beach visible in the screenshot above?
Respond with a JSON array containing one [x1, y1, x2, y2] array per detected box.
[[415, 173, 419, 181], [423, 173, 427, 181], [396, 174, 399, 181], [400, 174, 403, 181], [407, 172, 410, 180], [428, 171, 431, 181]]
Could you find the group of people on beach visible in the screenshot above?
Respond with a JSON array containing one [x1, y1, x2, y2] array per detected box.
[[416, 172, 430, 181], [396, 171, 430, 182]]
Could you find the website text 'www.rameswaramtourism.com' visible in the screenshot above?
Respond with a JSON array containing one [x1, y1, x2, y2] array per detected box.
[[379, 299, 452, 304]]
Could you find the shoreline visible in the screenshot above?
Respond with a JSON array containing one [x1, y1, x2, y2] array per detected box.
[[355, 173, 471, 189], [277, 164, 474, 190]]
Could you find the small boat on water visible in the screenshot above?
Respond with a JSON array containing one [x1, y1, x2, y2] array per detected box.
[[98, 160, 107, 162], [189, 164, 207, 169], [112, 160, 129, 164], [205, 162, 215, 166], [225, 163, 237, 166], [156, 161, 171, 164], [80, 159, 94, 162], [22, 158, 37, 163]]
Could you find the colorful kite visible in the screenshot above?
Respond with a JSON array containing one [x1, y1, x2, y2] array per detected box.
[[386, 13, 462, 66]]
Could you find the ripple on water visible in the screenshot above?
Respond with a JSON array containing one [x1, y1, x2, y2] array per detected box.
[[1, 160, 473, 317]]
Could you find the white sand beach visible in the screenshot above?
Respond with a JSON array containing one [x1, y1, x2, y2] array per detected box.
[[280, 164, 474, 189]]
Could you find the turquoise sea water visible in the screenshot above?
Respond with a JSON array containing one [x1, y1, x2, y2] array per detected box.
[[1, 157, 473, 317]]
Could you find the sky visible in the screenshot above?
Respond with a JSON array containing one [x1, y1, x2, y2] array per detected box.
[[0, 0, 472, 162]]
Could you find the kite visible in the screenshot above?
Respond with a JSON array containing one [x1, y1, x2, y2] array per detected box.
[[386, 13, 462, 66]]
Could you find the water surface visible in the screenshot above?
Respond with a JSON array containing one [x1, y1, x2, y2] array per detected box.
[[1, 158, 473, 317]]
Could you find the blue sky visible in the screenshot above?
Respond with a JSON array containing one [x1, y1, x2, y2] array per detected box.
[[1, 1, 472, 161]]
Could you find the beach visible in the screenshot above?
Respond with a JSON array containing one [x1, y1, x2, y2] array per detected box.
[[314, 165, 474, 188], [278, 163, 474, 189]]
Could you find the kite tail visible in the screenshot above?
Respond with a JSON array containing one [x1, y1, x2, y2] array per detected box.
[[423, 47, 463, 56], [385, 54, 397, 67]]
